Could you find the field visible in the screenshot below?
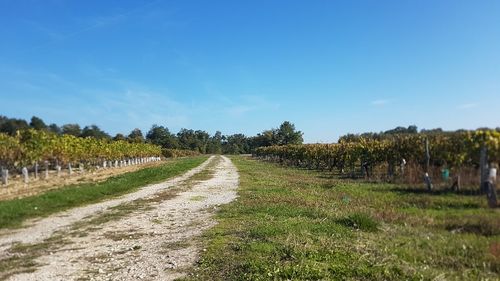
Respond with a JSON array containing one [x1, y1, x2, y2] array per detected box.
[[0, 153, 498, 280], [187, 156, 499, 280]]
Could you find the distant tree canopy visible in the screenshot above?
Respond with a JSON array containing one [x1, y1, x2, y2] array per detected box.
[[223, 134, 249, 154], [334, 125, 489, 144], [5, 115, 499, 156], [146, 125, 178, 148], [81, 125, 111, 140], [0, 115, 304, 154], [61, 124, 82, 136], [29, 116, 47, 130], [251, 121, 304, 147], [128, 128, 145, 143], [0, 116, 29, 135], [113, 133, 127, 141], [48, 123, 61, 134]]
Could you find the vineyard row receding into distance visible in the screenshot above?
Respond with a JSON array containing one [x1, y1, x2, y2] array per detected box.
[[254, 129, 500, 207], [0, 129, 169, 186]]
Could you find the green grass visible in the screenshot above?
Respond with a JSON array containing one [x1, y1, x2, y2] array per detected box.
[[185, 156, 499, 280], [0, 156, 208, 229]]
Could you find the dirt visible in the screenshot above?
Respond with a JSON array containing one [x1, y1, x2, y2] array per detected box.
[[0, 155, 239, 281]]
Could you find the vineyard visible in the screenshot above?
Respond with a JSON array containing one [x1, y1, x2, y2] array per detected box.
[[254, 130, 500, 188], [0, 129, 162, 185]]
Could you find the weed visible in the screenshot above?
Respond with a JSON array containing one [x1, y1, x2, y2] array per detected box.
[[337, 212, 379, 232]]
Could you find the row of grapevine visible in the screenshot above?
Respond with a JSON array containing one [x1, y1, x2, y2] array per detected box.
[[254, 130, 500, 179], [162, 148, 201, 158], [0, 129, 162, 170]]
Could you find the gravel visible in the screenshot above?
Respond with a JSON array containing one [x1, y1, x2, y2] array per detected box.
[[3, 155, 239, 281]]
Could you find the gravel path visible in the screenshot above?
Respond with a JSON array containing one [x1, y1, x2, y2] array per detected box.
[[0, 156, 213, 251], [1, 155, 239, 281]]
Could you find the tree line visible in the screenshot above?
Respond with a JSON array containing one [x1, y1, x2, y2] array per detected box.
[[0, 116, 304, 154]]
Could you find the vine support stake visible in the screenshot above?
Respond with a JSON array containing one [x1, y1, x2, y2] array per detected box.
[[1, 169, 8, 185], [22, 167, 29, 184], [486, 167, 498, 208], [425, 138, 430, 173], [34, 162, 39, 179], [479, 145, 488, 194], [424, 138, 432, 191], [44, 161, 49, 179]]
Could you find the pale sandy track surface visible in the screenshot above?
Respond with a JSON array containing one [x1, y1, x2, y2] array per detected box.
[[0, 155, 239, 281]]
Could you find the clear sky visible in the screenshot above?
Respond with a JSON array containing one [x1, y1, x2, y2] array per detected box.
[[0, 0, 499, 142]]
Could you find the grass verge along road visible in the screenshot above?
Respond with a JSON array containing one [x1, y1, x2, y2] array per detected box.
[[188, 156, 499, 280]]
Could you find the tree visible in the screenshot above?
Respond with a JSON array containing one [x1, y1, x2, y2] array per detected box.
[[113, 133, 127, 141], [176, 129, 210, 153], [206, 131, 223, 154], [195, 130, 210, 153], [384, 125, 418, 135], [61, 124, 82, 136], [0, 116, 29, 135], [48, 123, 61, 134], [275, 121, 303, 145], [223, 134, 249, 154], [29, 116, 47, 130], [81, 125, 111, 139], [177, 129, 197, 150], [128, 128, 145, 143], [251, 130, 275, 147], [247, 121, 304, 149], [146, 125, 179, 149], [1, 120, 29, 135]]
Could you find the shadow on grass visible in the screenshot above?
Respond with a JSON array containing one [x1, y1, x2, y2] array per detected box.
[[443, 214, 500, 236], [388, 187, 483, 197]]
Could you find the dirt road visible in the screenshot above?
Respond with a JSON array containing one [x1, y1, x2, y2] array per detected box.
[[0, 155, 239, 281]]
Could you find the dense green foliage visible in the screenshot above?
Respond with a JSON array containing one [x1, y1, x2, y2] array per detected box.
[[162, 148, 201, 158], [187, 156, 499, 280], [0, 115, 303, 155], [0, 156, 207, 229], [0, 129, 161, 168], [254, 130, 500, 176]]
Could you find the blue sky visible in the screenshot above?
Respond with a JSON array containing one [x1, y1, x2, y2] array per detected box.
[[0, 0, 499, 142]]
